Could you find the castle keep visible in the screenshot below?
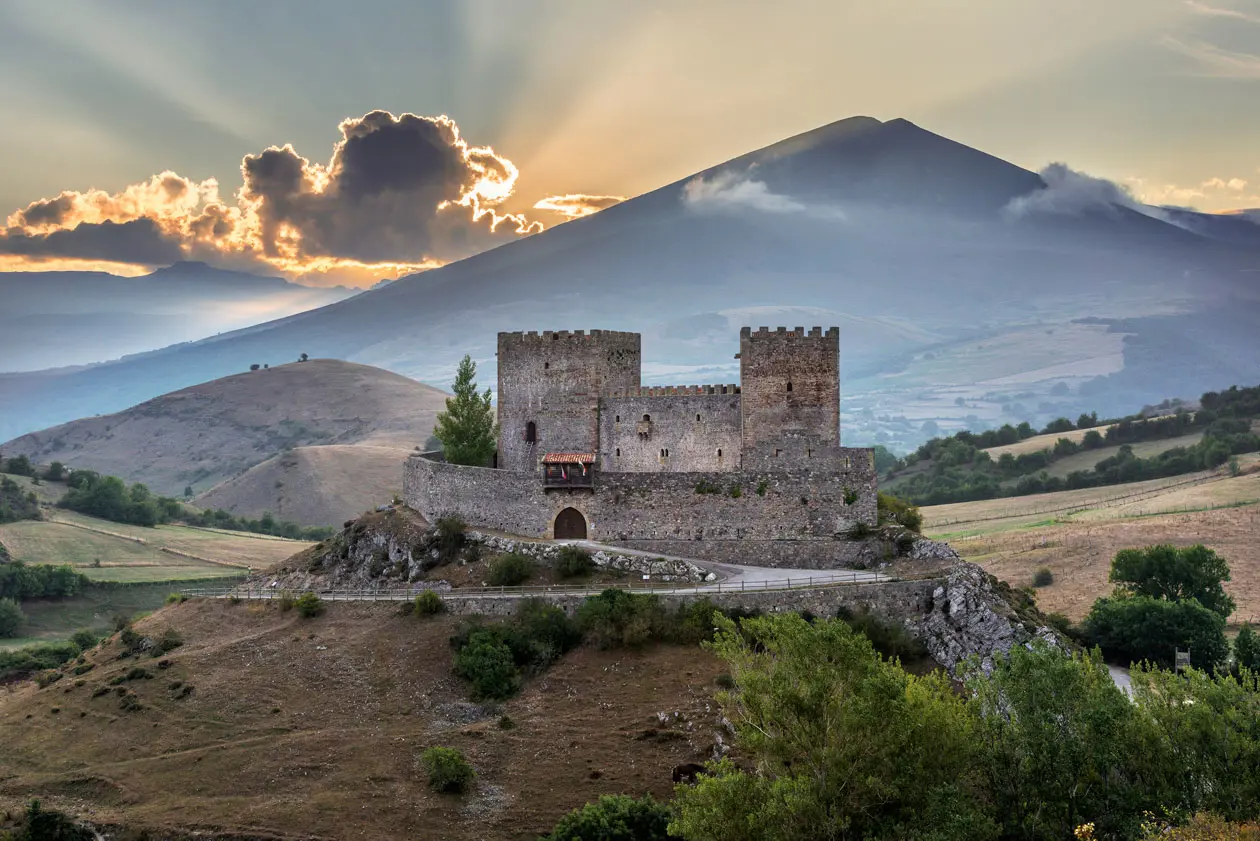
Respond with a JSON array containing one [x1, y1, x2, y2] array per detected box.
[[404, 327, 878, 568]]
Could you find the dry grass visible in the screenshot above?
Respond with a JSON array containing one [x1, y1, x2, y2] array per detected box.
[[194, 443, 414, 528], [2, 359, 446, 498], [925, 460, 1260, 623], [0, 511, 310, 583], [0, 599, 725, 840]]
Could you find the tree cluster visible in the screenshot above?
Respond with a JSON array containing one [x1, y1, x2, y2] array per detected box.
[[0, 561, 88, 602], [58, 471, 181, 527], [0, 476, 41, 524], [662, 614, 1260, 841]]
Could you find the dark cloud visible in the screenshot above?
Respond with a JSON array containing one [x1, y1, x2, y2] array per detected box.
[[0, 217, 183, 265], [1, 111, 546, 284]]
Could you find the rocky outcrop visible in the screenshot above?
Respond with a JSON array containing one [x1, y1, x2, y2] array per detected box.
[[907, 560, 1066, 674]]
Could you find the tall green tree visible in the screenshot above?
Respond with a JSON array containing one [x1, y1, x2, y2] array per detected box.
[[966, 642, 1160, 841], [1236, 624, 1260, 672], [433, 355, 498, 467], [670, 613, 992, 841], [1110, 544, 1235, 618]]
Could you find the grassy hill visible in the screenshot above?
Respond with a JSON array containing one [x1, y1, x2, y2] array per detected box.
[[922, 453, 1260, 623], [193, 443, 414, 527], [0, 359, 447, 500], [0, 600, 723, 840]]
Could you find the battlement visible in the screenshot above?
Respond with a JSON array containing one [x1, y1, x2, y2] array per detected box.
[[608, 384, 741, 398], [740, 326, 839, 340], [499, 329, 641, 345]]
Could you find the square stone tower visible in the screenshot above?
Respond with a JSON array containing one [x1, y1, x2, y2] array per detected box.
[[738, 326, 841, 469], [496, 330, 641, 472]]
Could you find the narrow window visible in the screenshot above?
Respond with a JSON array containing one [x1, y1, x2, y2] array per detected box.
[[525, 421, 537, 443], [807, 448, 812, 458], [786, 381, 793, 393], [717, 448, 722, 458], [544, 361, 550, 370], [696, 413, 701, 422], [615, 415, 620, 422], [774, 448, 781, 457], [615, 448, 621, 457]]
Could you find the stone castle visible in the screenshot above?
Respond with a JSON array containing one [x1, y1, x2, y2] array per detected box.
[[404, 327, 878, 568]]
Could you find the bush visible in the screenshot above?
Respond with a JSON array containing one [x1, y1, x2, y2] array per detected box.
[[877, 492, 923, 533], [0, 597, 26, 638], [70, 629, 98, 652], [434, 516, 467, 563], [0, 641, 78, 681], [555, 545, 595, 578], [11, 800, 95, 841], [293, 592, 324, 618], [498, 714, 515, 730], [576, 589, 667, 649], [166, 592, 188, 604], [1234, 624, 1260, 672], [420, 746, 475, 793], [1032, 567, 1055, 588], [1083, 595, 1229, 670], [541, 794, 674, 841], [414, 590, 445, 616], [836, 605, 927, 662], [487, 553, 533, 587], [453, 629, 520, 699]]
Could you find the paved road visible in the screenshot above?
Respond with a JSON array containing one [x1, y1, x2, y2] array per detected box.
[[565, 539, 890, 590]]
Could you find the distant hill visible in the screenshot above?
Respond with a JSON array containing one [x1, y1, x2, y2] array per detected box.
[[0, 261, 356, 374], [2, 116, 1259, 443], [192, 444, 416, 526], [0, 360, 445, 504]]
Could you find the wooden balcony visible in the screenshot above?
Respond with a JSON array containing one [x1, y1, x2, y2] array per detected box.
[[542, 453, 596, 489]]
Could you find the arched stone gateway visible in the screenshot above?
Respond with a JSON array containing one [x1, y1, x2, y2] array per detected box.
[[554, 507, 588, 540]]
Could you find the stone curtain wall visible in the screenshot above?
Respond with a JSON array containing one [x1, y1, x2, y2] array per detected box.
[[496, 330, 641, 472], [404, 449, 878, 565], [600, 390, 742, 473], [740, 327, 842, 470]]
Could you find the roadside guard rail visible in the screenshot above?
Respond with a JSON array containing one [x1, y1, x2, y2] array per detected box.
[[176, 569, 900, 602]]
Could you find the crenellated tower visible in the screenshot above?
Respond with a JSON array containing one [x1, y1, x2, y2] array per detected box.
[[496, 330, 641, 472], [738, 326, 841, 469]]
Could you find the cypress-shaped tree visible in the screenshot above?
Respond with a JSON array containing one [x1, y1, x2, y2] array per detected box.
[[433, 355, 498, 467]]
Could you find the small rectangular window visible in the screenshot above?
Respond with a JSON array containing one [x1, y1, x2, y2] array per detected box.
[[615, 448, 620, 457]]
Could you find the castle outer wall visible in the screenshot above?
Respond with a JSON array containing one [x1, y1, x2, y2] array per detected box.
[[403, 450, 878, 569]]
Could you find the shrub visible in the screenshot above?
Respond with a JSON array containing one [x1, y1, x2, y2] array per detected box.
[[1032, 567, 1055, 588], [12, 800, 95, 841], [166, 592, 188, 604], [434, 516, 466, 563], [755, 479, 769, 496], [694, 479, 722, 495], [277, 592, 296, 612], [294, 592, 324, 618], [541, 794, 674, 841], [487, 553, 533, 587], [70, 629, 98, 652], [728, 484, 742, 499], [555, 545, 595, 578], [843, 487, 860, 505], [421, 746, 475, 793], [836, 605, 927, 662], [414, 590, 445, 616], [845, 521, 873, 540], [576, 589, 667, 649], [153, 628, 183, 655], [0, 597, 25, 638], [877, 492, 923, 533], [453, 629, 520, 700], [498, 714, 516, 730]]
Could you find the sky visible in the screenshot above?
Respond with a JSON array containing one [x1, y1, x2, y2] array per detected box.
[[1, 0, 1258, 286]]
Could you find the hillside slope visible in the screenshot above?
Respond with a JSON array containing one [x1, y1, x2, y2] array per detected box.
[[193, 444, 414, 526], [1, 360, 445, 497], [3, 116, 1258, 441], [0, 600, 724, 840]]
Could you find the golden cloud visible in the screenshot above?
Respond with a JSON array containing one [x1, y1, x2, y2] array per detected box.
[[532, 193, 626, 220], [0, 112, 548, 286]]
